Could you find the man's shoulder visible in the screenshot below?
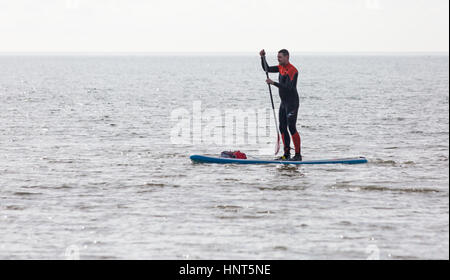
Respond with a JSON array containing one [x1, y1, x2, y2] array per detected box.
[[287, 64, 299, 80], [289, 64, 299, 73]]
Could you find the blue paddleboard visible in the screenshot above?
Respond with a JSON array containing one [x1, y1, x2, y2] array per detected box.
[[190, 155, 368, 165]]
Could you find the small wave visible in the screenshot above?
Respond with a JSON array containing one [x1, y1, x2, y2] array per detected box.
[[144, 183, 165, 187], [93, 256, 118, 260], [339, 236, 367, 240], [437, 155, 449, 162], [47, 159, 75, 164], [332, 184, 440, 193], [362, 186, 440, 193], [388, 255, 421, 260], [135, 182, 166, 193], [258, 185, 307, 191], [323, 168, 346, 172], [409, 130, 424, 134], [13, 192, 42, 196], [216, 205, 243, 210], [273, 246, 288, 251], [256, 210, 274, 214], [224, 178, 240, 182], [336, 221, 353, 226], [24, 184, 73, 190], [217, 215, 266, 220], [55, 184, 73, 189], [136, 189, 156, 194], [373, 159, 397, 165], [21, 185, 42, 189], [5, 205, 26, 211], [77, 204, 97, 210]]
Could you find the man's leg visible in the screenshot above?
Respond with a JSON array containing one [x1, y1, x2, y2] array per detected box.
[[279, 103, 291, 158], [287, 105, 302, 160]]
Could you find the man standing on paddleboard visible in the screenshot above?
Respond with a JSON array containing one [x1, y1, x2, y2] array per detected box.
[[260, 49, 302, 161]]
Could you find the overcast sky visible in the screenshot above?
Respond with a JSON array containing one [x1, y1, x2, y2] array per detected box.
[[0, 0, 448, 53]]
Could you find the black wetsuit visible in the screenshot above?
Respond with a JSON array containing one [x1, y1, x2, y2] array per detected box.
[[261, 57, 301, 156]]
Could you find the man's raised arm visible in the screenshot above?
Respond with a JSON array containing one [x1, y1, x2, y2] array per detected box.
[[260, 49, 279, 73]]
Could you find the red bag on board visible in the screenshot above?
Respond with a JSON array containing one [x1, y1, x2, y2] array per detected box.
[[220, 151, 247, 159]]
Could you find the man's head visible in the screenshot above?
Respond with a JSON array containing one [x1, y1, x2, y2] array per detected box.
[[277, 49, 290, 65]]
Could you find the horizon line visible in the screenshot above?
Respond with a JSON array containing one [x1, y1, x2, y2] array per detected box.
[[0, 51, 448, 56]]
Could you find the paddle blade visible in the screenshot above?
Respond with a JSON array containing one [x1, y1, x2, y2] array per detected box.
[[274, 133, 281, 155]]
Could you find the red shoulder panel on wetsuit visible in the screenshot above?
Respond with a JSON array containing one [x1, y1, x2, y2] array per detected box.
[[278, 64, 298, 81]]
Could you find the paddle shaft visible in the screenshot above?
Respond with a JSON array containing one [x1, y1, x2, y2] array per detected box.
[[262, 56, 281, 140]]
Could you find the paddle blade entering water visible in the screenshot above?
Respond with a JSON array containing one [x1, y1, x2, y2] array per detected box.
[[275, 133, 281, 155]]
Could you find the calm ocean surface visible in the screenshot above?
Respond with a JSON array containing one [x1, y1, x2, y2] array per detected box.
[[0, 54, 448, 259]]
